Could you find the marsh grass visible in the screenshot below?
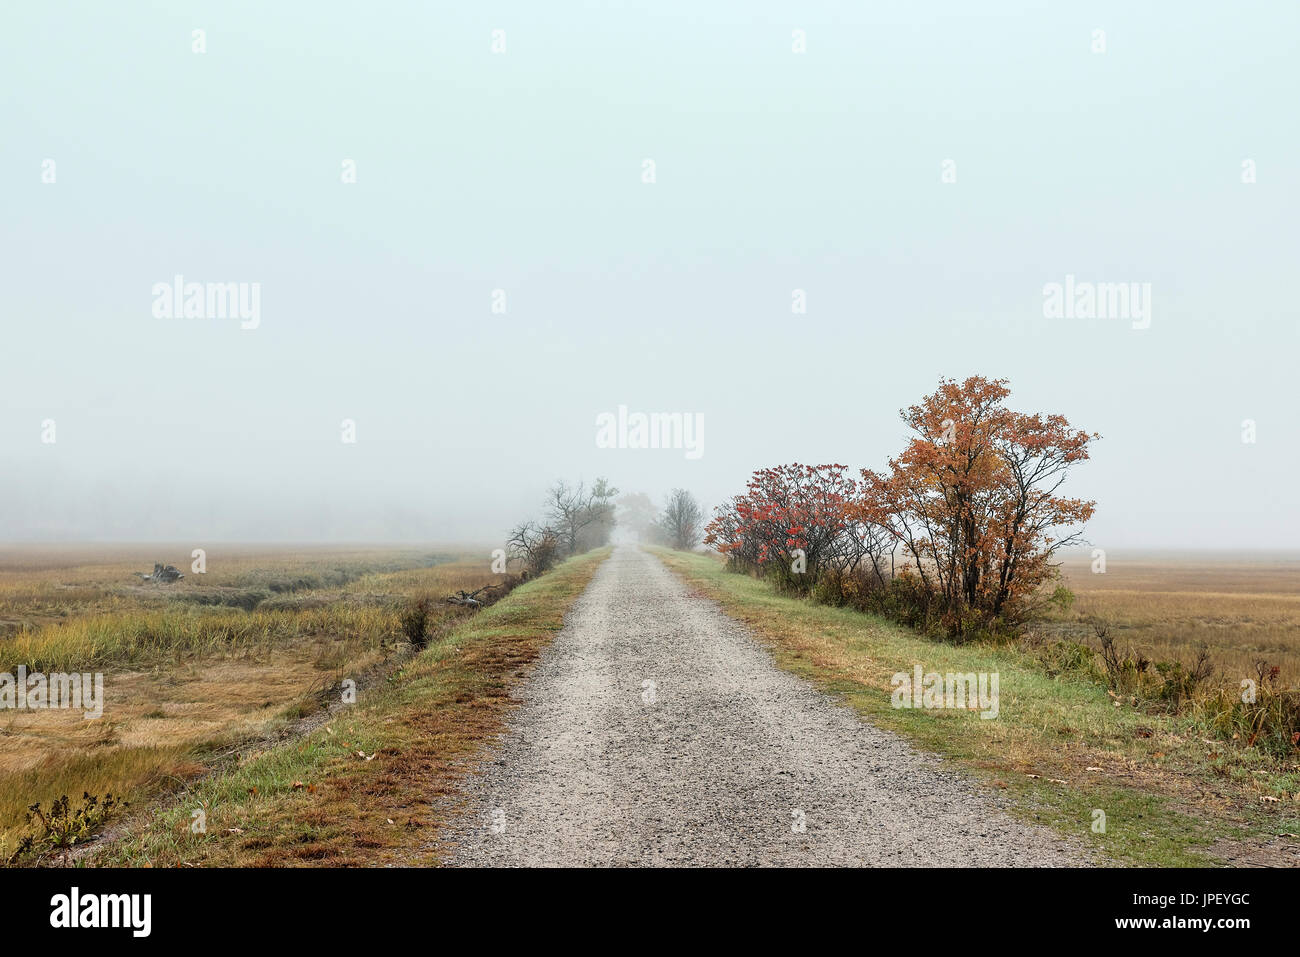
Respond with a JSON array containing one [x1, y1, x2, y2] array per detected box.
[[0, 546, 511, 858], [1046, 551, 1300, 683], [1, 604, 396, 674], [94, 548, 607, 868]]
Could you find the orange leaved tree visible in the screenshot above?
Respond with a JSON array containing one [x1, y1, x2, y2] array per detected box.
[[854, 376, 1097, 636]]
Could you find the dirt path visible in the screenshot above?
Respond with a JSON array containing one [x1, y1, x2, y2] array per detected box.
[[440, 546, 1088, 866]]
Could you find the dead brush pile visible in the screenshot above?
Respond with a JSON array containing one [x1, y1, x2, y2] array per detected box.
[[401, 574, 526, 649]]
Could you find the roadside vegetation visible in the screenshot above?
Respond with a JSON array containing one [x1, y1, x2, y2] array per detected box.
[[0, 548, 502, 864], [3, 475, 619, 866], [685, 374, 1300, 865], [656, 547, 1300, 866], [94, 548, 607, 867], [508, 477, 618, 576]]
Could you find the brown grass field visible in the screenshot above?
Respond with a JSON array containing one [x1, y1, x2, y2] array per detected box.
[[1047, 550, 1300, 686], [0, 544, 504, 859]]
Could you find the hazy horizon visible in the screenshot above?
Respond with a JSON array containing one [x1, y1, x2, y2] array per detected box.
[[4, 2, 1296, 550]]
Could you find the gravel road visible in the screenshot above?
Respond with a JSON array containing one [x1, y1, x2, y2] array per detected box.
[[440, 546, 1087, 866]]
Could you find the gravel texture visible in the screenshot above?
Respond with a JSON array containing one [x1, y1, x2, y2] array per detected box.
[[441, 545, 1088, 866]]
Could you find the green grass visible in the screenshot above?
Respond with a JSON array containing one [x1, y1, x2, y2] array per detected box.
[[653, 548, 1300, 867]]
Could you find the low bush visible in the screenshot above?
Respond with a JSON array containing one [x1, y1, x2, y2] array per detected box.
[[1199, 662, 1300, 757], [4, 792, 126, 866], [400, 597, 434, 648]]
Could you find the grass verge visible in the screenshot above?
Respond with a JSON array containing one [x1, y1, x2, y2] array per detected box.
[[91, 548, 608, 867], [652, 548, 1300, 868]]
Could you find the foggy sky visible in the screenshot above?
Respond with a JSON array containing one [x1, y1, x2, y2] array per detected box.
[[3, 2, 1297, 549]]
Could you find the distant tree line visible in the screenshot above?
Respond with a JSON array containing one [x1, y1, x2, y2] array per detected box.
[[509, 480, 706, 577]]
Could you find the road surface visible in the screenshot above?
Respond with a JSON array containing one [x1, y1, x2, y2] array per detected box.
[[441, 546, 1086, 866]]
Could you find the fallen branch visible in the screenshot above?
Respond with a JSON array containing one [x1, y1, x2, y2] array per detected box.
[[444, 585, 500, 609]]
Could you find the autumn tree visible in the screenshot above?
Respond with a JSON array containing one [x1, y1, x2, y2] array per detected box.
[[704, 464, 861, 585], [854, 376, 1097, 635], [704, 496, 761, 567]]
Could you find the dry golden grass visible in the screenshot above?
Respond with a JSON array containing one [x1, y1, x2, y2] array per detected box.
[[0, 545, 507, 859], [0, 544, 445, 629], [95, 548, 608, 868], [1048, 551, 1300, 685]]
